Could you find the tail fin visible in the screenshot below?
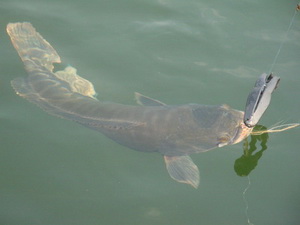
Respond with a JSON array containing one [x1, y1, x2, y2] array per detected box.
[[7, 22, 99, 121], [7, 22, 96, 100], [7, 22, 61, 72], [7, 22, 141, 130]]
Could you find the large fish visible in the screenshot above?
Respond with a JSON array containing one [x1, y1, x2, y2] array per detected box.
[[6, 22, 280, 188]]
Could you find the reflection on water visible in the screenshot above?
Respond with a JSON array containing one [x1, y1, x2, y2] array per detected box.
[[234, 125, 269, 177]]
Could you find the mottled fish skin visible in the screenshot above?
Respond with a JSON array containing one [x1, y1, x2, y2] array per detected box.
[[7, 22, 252, 188]]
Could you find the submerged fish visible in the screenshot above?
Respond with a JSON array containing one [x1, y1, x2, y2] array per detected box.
[[6, 22, 280, 188]]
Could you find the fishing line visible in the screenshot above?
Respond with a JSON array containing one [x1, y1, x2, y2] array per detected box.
[[268, 4, 300, 74], [251, 123, 300, 135], [242, 176, 254, 225]]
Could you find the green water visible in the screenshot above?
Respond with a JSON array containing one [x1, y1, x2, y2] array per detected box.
[[1, 0, 299, 224]]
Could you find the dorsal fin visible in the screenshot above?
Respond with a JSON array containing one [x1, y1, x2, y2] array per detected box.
[[134, 92, 166, 106]]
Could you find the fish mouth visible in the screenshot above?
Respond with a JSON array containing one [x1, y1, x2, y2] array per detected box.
[[230, 122, 253, 145]]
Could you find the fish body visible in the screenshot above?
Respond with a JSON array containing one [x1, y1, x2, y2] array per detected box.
[[7, 22, 278, 188], [89, 103, 246, 156]]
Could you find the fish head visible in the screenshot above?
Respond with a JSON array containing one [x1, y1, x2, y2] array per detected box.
[[228, 118, 253, 145], [213, 106, 253, 147]]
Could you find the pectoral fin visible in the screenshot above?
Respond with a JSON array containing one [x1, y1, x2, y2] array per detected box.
[[164, 155, 200, 188], [134, 92, 166, 106]]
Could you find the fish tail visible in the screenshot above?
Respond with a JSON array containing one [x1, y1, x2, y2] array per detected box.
[[7, 22, 99, 121], [7, 22, 61, 72], [7, 22, 96, 100]]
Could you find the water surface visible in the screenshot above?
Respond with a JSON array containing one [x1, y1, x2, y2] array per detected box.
[[1, 0, 299, 224]]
